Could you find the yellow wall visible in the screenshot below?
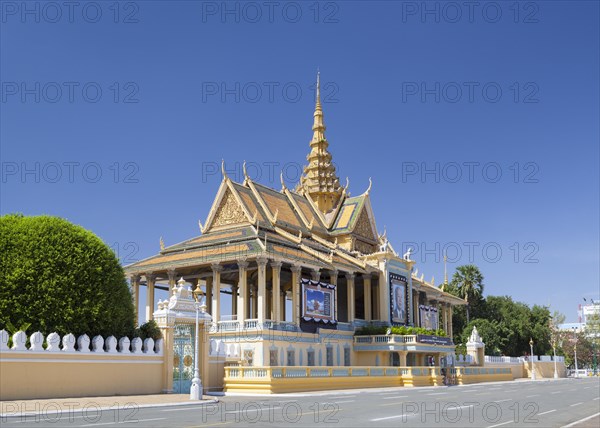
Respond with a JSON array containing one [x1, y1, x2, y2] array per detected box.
[[522, 361, 566, 378], [0, 353, 164, 400]]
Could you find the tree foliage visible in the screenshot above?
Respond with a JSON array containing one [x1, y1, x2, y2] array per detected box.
[[450, 264, 484, 323], [0, 214, 135, 338]]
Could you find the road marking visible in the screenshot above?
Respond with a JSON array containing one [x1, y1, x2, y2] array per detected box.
[[161, 407, 210, 412], [328, 395, 357, 399], [462, 389, 479, 392], [570, 402, 583, 407], [561, 412, 600, 428], [551, 391, 562, 394], [538, 410, 556, 416], [487, 421, 512, 428], [382, 395, 409, 400], [78, 418, 166, 427], [594, 397, 600, 401], [526, 394, 540, 398], [371, 413, 415, 422], [494, 399, 512, 403], [333, 400, 355, 404], [379, 391, 402, 395], [427, 393, 448, 396]]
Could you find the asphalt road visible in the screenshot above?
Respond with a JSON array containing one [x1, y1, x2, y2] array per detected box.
[[2, 378, 599, 428]]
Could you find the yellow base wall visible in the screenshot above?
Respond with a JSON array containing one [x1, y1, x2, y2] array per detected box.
[[522, 361, 566, 378], [0, 353, 165, 401]]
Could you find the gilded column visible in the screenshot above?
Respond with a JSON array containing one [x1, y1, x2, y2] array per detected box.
[[130, 274, 140, 320], [346, 273, 355, 322], [379, 270, 388, 322], [271, 261, 282, 321], [167, 269, 177, 294], [237, 260, 248, 322], [206, 276, 213, 316], [329, 270, 338, 322], [363, 275, 372, 321], [448, 304, 454, 339], [257, 256, 268, 323], [291, 265, 302, 324], [145, 272, 156, 321], [211, 264, 223, 323]]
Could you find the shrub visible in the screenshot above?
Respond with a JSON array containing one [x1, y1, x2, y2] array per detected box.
[[0, 214, 135, 338]]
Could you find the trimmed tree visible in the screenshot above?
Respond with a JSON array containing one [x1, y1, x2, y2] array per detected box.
[[0, 214, 135, 338]]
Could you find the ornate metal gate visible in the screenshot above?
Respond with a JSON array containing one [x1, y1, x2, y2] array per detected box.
[[172, 324, 195, 394]]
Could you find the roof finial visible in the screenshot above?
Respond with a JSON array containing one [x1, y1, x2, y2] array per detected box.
[[316, 68, 321, 109], [221, 159, 227, 179], [444, 251, 448, 285]]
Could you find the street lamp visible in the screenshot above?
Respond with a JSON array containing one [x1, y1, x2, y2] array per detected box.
[[572, 327, 579, 378], [551, 337, 558, 379], [190, 279, 205, 400], [529, 338, 536, 380]]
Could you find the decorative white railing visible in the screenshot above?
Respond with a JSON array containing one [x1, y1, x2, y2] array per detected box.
[[0, 330, 163, 355], [484, 355, 565, 364], [215, 320, 300, 333], [353, 335, 419, 344], [224, 365, 512, 380]]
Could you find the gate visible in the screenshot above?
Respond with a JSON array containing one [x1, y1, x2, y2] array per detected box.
[[173, 324, 195, 394]]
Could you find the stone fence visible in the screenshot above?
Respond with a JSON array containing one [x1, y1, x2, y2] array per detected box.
[[0, 330, 165, 400]]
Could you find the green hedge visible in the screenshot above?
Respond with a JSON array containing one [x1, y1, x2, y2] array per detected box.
[[0, 214, 135, 338], [354, 324, 446, 337]]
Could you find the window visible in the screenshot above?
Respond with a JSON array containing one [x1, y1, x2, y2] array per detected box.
[[287, 350, 295, 366], [307, 350, 315, 366], [326, 347, 334, 366], [243, 350, 253, 366], [269, 350, 278, 366], [344, 348, 351, 366]]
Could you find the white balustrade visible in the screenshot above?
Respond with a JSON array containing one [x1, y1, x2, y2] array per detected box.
[[30, 332, 44, 351], [0, 330, 163, 356]]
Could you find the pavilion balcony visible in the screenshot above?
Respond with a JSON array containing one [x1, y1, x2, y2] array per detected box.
[[214, 319, 301, 333], [353, 334, 455, 352]]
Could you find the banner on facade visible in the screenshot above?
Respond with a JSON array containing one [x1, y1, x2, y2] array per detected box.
[[417, 334, 453, 346], [419, 305, 439, 330], [389, 273, 408, 325], [301, 278, 336, 324]]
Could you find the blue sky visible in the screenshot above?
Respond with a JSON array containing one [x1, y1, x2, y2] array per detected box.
[[1, 1, 598, 323]]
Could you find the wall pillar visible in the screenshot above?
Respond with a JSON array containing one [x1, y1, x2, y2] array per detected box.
[[271, 261, 282, 321], [237, 260, 248, 322], [231, 285, 238, 316], [449, 305, 454, 339], [211, 264, 222, 322], [329, 270, 338, 322], [130, 274, 140, 321], [257, 256, 268, 323], [379, 270, 388, 322], [346, 273, 355, 322], [363, 275, 372, 321], [205, 276, 213, 316], [291, 265, 302, 325], [145, 273, 156, 321]]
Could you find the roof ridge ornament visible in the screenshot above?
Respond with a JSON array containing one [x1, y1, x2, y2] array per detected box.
[[280, 170, 287, 192], [198, 219, 206, 234], [221, 159, 228, 180], [365, 177, 372, 196], [160, 236, 165, 250], [243, 160, 249, 184]]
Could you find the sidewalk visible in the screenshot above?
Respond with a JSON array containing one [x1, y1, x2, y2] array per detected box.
[[0, 394, 218, 418]]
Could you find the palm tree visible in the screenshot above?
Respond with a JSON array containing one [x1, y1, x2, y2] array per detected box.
[[451, 265, 484, 323]]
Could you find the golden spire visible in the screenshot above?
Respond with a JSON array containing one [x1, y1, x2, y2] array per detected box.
[[298, 70, 343, 213]]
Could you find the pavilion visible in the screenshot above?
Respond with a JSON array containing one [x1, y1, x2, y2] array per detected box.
[[124, 73, 465, 391]]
